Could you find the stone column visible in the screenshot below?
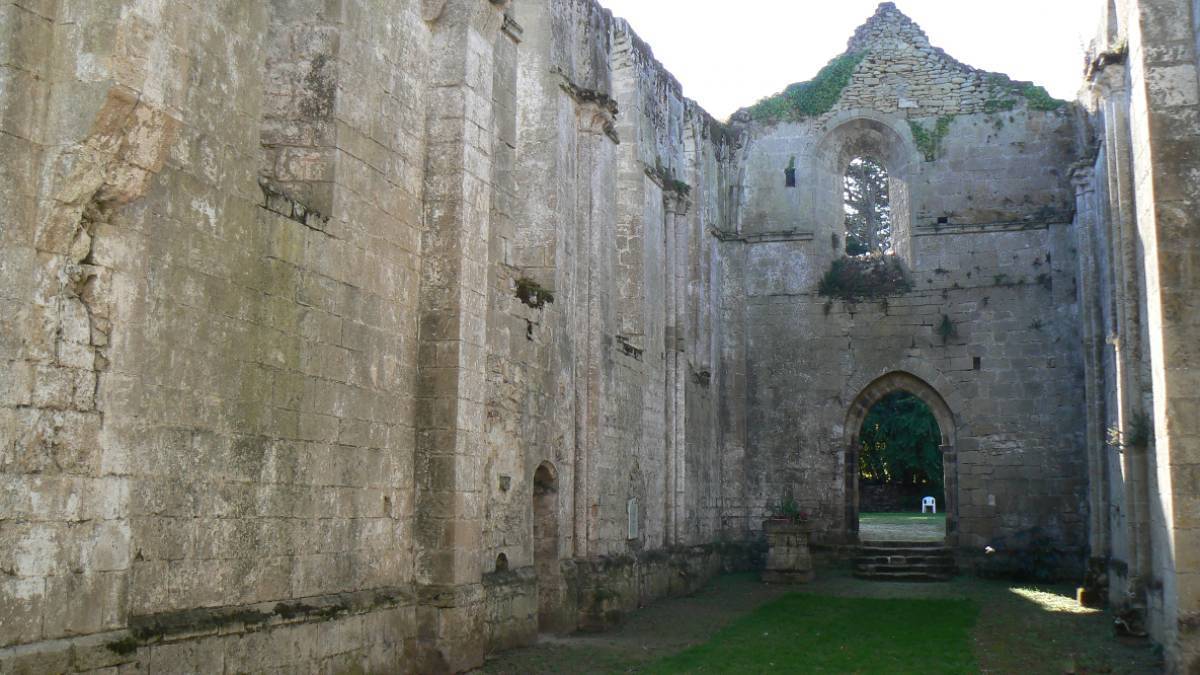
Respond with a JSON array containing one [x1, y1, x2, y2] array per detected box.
[[1070, 162, 1112, 564], [664, 193, 690, 545], [572, 105, 617, 560], [414, 0, 506, 670], [1095, 65, 1154, 595]]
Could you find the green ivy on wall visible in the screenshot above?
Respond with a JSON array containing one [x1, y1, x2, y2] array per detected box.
[[748, 52, 867, 122]]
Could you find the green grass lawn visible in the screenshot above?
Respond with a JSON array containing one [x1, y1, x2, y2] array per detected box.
[[644, 593, 978, 674], [859, 512, 945, 525], [481, 570, 1159, 675]]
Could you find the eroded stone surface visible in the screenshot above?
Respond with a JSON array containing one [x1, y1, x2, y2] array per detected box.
[[0, 0, 1197, 671]]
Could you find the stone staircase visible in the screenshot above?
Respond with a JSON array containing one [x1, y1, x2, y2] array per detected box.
[[854, 541, 956, 581]]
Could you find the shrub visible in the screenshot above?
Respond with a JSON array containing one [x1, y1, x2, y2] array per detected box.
[[817, 254, 912, 303]]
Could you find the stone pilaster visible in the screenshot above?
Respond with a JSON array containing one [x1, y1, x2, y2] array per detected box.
[[414, 0, 507, 670]]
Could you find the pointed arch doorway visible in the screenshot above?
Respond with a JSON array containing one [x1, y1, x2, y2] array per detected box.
[[843, 372, 958, 546]]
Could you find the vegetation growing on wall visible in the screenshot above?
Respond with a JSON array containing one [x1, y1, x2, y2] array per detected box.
[[1107, 411, 1152, 450], [748, 52, 866, 122], [649, 158, 691, 196], [515, 276, 554, 309], [817, 255, 912, 303], [908, 116, 955, 161], [983, 74, 1067, 113]]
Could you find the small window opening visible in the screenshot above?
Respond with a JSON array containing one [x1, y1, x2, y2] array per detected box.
[[843, 156, 892, 256], [937, 216, 949, 224], [627, 497, 639, 540], [495, 552, 509, 572], [973, 356, 982, 371]]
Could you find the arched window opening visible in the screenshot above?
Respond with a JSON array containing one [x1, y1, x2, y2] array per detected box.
[[843, 156, 893, 256]]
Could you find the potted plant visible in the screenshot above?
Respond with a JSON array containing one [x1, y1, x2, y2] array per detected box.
[[762, 496, 815, 583]]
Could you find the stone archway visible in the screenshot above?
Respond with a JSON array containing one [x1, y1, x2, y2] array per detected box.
[[532, 461, 561, 631], [811, 111, 920, 264], [843, 371, 958, 546]]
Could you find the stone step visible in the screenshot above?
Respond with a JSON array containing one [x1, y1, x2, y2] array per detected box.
[[854, 570, 955, 582], [857, 540, 947, 549], [853, 541, 956, 582], [854, 556, 953, 567], [856, 548, 952, 557], [855, 563, 956, 574]]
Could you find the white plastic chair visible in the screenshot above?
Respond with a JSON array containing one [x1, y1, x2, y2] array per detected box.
[[922, 496, 937, 514]]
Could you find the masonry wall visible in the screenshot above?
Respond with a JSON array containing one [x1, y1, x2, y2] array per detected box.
[[0, 0, 735, 671], [1074, 0, 1200, 669], [719, 6, 1090, 556]]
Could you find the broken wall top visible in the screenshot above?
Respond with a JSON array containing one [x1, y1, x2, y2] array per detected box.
[[736, 2, 1069, 123]]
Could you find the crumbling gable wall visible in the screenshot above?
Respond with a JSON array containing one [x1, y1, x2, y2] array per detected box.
[[721, 3, 1089, 557]]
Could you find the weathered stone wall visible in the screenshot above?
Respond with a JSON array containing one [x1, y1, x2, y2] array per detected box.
[[1, 0, 735, 671], [5, 0, 1200, 671], [1074, 0, 1200, 669], [720, 5, 1089, 556], [2, 0, 434, 671]]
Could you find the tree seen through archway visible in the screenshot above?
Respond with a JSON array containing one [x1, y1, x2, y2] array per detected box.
[[858, 391, 944, 510]]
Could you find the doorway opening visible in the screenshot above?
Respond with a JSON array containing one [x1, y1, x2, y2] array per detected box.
[[856, 391, 944, 542], [532, 462, 560, 631], [844, 372, 958, 546]]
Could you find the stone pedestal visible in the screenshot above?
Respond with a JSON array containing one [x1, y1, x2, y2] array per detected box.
[[762, 519, 814, 583]]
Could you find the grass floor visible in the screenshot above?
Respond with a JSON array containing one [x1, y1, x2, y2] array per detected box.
[[859, 511, 946, 542], [858, 512, 946, 526], [644, 594, 978, 674], [480, 568, 1162, 674]]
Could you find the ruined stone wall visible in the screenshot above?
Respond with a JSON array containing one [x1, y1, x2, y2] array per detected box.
[[476, 0, 735, 643], [1, 0, 736, 670], [1, 0, 432, 670], [721, 5, 1089, 555], [1074, 0, 1200, 668]]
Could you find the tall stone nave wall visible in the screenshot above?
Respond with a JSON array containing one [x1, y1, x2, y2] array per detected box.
[[0, 0, 734, 671]]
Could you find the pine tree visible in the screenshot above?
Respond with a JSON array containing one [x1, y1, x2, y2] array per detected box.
[[843, 156, 892, 256]]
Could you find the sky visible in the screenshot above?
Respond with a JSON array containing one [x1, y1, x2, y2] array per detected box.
[[595, 0, 1100, 120]]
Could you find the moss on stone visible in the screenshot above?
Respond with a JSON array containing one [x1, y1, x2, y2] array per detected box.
[[748, 52, 866, 122], [908, 115, 955, 161], [984, 75, 1066, 113]]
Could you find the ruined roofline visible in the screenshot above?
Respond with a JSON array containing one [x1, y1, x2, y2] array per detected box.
[[732, 1, 1068, 122], [604, 6, 738, 143]]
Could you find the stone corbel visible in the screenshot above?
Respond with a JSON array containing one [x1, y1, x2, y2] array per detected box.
[[1090, 64, 1128, 101], [423, 0, 509, 34], [577, 106, 619, 144], [1069, 161, 1097, 198]]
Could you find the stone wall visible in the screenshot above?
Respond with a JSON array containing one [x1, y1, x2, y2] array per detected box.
[[4, 0, 1200, 671], [1074, 0, 1200, 669], [0, 0, 736, 671], [719, 5, 1089, 556]]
